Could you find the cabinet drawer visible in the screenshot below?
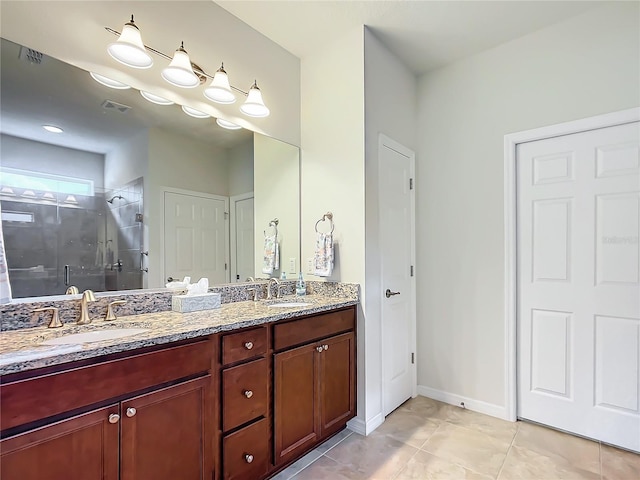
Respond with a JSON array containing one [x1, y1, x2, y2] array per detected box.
[[222, 326, 267, 365], [273, 307, 355, 351], [223, 418, 269, 480], [222, 358, 268, 432], [1, 339, 212, 432]]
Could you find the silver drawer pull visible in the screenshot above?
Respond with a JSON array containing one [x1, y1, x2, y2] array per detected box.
[[244, 341, 254, 350], [126, 407, 137, 418], [108, 413, 120, 424], [316, 346, 323, 353], [244, 390, 253, 399], [245, 454, 254, 464]]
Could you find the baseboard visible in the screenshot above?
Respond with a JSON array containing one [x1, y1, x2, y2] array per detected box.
[[347, 412, 384, 436], [417, 385, 510, 421]]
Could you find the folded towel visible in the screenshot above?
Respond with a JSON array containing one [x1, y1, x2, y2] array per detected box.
[[314, 232, 334, 277], [262, 234, 280, 274]]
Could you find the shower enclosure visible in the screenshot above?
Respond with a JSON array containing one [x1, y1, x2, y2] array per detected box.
[[0, 177, 144, 298]]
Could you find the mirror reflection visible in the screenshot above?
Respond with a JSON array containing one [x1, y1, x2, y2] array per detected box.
[[0, 38, 300, 299]]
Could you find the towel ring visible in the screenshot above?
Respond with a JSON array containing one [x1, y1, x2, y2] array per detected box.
[[315, 212, 334, 234], [264, 218, 279, 237]]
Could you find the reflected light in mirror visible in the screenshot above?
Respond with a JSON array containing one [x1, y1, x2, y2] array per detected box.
[[216, 118, 242, 130], [90, 72, 131, 90], [181, 105, 210, 119], [140, 91, 174, 105], [161, 43, 200, 88], [42, 125, 63, 133], [107, 16, 153, 69]]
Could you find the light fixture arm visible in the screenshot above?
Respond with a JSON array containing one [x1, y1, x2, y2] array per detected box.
[[104, 26, 250, 95]]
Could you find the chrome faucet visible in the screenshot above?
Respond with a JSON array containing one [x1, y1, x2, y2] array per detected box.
[[65, 285, 79, 295], [77, 289, 96, 325], [246, 276, 255, 282], [266, 278, 280, 300]]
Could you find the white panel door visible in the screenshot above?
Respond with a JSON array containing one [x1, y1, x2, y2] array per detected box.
[[230, 194, 254, 282], [517, 121, 640, 451], [164, 191, 228, 285], [379, 135, 416, 416]]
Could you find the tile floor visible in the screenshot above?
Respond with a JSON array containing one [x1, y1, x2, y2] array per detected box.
[[271, 396, 640, 480]]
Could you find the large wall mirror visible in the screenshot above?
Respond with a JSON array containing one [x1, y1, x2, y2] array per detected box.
[[0, 37, 300, 299]]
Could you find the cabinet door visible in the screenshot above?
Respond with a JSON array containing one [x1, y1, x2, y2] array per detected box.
[[319, 332, 356, 437], [223, 418, 269, 480], [120, 376, 213, 480], [274, 343, 318, 465], [0, 405, 119, 480]]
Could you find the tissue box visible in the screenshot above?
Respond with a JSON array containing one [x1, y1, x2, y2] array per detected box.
[[172, 292, 221, 313]]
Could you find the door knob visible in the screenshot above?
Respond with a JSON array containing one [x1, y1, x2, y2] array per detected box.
[[244, 390, 253, 399], [316, 346, 324, 353], [244, 341, 254, 350], [108, 413, 120, 424], [245, 454, 254, 464], [126, 407, 137, 418], [385, 289, 401, 298]]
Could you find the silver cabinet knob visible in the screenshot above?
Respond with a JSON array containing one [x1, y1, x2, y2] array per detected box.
[[126, 407, 137, 418], [316, 346, 323, 353], [323, 344, 328, 350], [245, 454, 254, 464], [244, 390, 253, 399], [244, 341, 254, 350], [108, 413, 120, 424]]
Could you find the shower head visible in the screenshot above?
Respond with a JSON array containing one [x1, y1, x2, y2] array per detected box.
[[107, 195, 124, 204]]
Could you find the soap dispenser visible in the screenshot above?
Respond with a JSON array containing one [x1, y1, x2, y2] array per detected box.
[[296, 272, 306, 296]]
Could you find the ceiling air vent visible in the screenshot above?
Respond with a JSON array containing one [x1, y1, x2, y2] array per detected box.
[[101, 100, 132, 114], [19, 46, 44, 65]]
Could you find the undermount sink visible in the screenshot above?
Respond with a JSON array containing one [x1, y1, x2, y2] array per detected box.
[[267, 302, 312, 308], [40, 328, 150, 345]]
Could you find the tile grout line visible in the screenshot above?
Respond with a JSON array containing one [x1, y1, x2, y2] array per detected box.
[[494, 419, 520, 480]]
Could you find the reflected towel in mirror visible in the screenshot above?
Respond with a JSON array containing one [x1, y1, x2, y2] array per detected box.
[[262, 234, 279, 274]]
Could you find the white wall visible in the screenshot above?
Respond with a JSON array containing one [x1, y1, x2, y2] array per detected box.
[[253, 134, 299, 278], [1, 134, 105, 188], [300, 26, 367, 429], [104, 130, 148, 190], [416, 3, 640, 413], [362, 27, 418, 427], [228, 139, 254, 197]]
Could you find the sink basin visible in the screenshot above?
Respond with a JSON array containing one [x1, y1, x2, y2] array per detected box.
[[268, 302, 312, 308], [40, 328, 150, 345]]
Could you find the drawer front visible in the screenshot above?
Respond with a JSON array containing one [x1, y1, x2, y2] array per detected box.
[[1, 339, 212, 432], [273, 307, 355, 351], [222, 327, 267, 366], [223, 418, 269, 480], [222, 358, 268, 432]]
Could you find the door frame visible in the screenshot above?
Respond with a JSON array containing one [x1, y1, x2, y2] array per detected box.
[[160, 186, 230, 285], [503, 107, 640, 422], [378, 133, 417, 415], [229, 191, 254, 283]]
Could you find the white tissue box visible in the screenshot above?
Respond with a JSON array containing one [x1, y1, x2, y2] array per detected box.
[[172, 292, 221, 313]]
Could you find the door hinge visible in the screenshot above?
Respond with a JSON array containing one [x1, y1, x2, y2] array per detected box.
[[410, 265, 414, 277], [411, 352, 415, 364], [224, 212, 229, 219], [225, 263, 228, 270], [409, 178, 414, 190]]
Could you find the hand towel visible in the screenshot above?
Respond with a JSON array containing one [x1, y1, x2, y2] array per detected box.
[[262, 234, 279, 274], [313, 232, 334, 277]]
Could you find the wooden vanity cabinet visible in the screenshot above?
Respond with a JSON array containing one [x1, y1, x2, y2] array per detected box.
[[0, 339, 215, 480], [273, 308, 356, 467]]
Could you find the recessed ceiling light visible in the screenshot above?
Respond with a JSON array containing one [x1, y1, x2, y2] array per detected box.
[[90, 72, 131, 90], [43, 125, 63, 133], [140, 91, 174, 105], [216, 118, 242, 130], [181, 105, 210, 119]]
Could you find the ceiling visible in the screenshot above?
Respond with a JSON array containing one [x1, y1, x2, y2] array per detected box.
[[216, 0, 606, 74]]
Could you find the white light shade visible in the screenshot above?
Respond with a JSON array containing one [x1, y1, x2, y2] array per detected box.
[[64, 195, 78, 205], [216, 118, 242, 130], [107, 16, 153, 69], [161, 43, 199, 88], [43, 125, 63, 133], [140, 91, 174, 105], [204, 64, 236, 104], [240, 81, 270, 117], [90, 72, 131, 90], [182, 105, 210, 119]]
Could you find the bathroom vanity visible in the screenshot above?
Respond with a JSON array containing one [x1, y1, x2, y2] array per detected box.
[[0, 297, 357, 480]]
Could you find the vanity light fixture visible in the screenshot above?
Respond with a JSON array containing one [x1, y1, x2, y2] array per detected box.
[[107, 15, 153, 69], [21, 189, 37, 199], [181, 105, 210, 119], [0, 187, 16, 197], [90, 72, 131, 90], [64, 195, 79, 205], [105, 17, 270, 117], [42, 192, 56, 201], [43, 125, 63, 133], [204, 64, 236, 104], [161, 42, 200, 88], [240, 81, 270, 118], [216, 118, 242, 130], [140, 91, 174, 105]]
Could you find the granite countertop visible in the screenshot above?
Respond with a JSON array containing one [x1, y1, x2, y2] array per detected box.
[[0, 295, 358, 376]]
